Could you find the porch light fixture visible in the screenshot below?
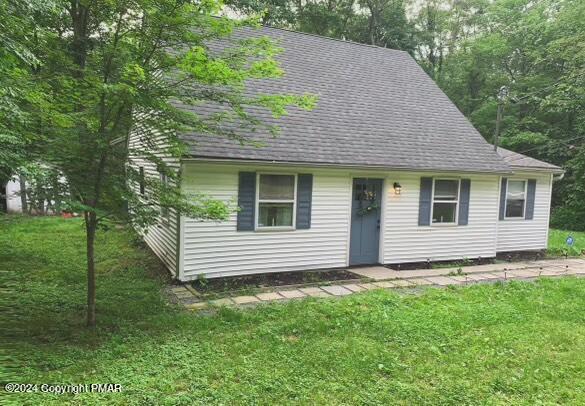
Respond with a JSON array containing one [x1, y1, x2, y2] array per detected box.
[[393, 182, 402, 195]]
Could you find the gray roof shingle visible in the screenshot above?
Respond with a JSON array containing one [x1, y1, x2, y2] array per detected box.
[[496, 147, 563, 173], [179, 26, 515, 173]]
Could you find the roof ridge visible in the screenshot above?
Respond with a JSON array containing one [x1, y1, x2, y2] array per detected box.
[[257, 23, 410, 55]]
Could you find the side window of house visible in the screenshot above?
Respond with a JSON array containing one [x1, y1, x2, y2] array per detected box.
[[160, 172, 169, 220], [257, 174, 296, 228], [505, 180, 526, 218], [432, 179, 459, 224]]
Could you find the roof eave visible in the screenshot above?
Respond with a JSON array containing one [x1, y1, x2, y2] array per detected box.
[[182, 156, 515, 175], [509, 164, 565, 175]]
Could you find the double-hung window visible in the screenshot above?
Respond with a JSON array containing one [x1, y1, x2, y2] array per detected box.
[[432, 179, 460, 224], [505, 180, 526, 218], [257, 174, 296, 229]]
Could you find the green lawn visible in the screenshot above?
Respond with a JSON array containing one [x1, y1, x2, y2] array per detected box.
[[3, 215, 585, 405]]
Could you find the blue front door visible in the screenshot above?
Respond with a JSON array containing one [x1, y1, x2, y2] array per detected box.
[[350, 178, 383, 265]]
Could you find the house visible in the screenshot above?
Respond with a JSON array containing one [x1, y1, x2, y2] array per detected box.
[[129, 26, 563, 281]]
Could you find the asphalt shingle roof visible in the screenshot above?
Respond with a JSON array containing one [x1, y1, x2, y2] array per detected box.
[[179, 26, 515, 173], [496, 147, 563, 173]]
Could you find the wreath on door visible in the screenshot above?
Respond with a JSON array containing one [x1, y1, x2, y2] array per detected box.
[[357, 190, 379, 216]]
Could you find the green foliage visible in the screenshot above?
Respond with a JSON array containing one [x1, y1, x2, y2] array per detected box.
[[548, 229, 585, 256], [0, 0, 53, 179], [4, 216, 585, 404], [1, 0, 316, 229], [227, 0, 417, 52], [433, 0, 584, 228], [18, 163, 68, 214]]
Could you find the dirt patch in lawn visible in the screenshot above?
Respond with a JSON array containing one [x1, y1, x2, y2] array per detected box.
[[190, 268, 360, 296]]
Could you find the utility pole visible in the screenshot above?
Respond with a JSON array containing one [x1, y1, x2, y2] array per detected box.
[[494, 85, 509, 151]]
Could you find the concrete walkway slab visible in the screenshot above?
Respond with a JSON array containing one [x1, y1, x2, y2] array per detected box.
[[425, 276, 460, 286], [373, 281, 396, 288], [232, 295, 260, 305], [566, 267, 585, 275], [279, 289, 306, 299], [391, 279, 417, 287], [349, 266, 396, 280], [409, 278, 434, 286], [358, 283, 380, 290], [467, 273, 503, 281], [508, 269, 540, 278], [210, 298, 235, 306], [461, 262, 530, 274], [343, 284, 367, 293], [537, 267, 567, 276], [256, 292, 285, 301], [321, 285, 353, 296], [299, 287, 331, 298], [449, 275, 472, 283], [186, 302, 208, 311]]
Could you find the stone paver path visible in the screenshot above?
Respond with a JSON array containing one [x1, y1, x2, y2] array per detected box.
[[169, 258, 585, 312]]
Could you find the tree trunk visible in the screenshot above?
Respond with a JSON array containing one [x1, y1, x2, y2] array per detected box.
[[85, 211, 97, 327], [19, 175, 27, 213]]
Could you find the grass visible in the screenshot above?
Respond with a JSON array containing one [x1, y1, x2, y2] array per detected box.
[[548, 229, 585, 256], [2, 215, 585, 405]]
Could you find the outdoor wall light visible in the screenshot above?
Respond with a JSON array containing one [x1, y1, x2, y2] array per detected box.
[[393, 182, 402, 195]]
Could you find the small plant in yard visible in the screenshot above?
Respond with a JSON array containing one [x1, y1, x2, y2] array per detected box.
[[448, 267, 466, 276], [196, 274, 208, 289]]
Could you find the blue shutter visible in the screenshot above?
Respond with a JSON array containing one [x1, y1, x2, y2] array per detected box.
[[458, 179, 471, 225], [296, 174, 313, 229], [237, 172, 256, 231], [418, 177, 433, 226], [525, 179, 536, 220], [499, 178, 507, 220]]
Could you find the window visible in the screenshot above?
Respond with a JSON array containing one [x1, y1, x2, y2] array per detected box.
[[257, 174, 296, 229], [505, 180, 526, 218], [160, 172, 169, 220], [432, 179, 459, 224], [139, 167, 145, 196]]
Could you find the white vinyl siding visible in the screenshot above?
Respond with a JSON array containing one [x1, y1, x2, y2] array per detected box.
[[177, 162, 555, 280], [496, 173, 553, 252], [383, 172, 500, 263], [181, 162, 350, 280], [127, 110, 179, 275]]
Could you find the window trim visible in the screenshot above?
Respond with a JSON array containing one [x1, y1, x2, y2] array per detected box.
[[255, 173, 298, 231], [430, 178, 460, 226], [504, 178, 528, 220]]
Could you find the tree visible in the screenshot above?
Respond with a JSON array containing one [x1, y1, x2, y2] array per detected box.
[[436, 0, 585, 229], [0, 0, 50, 181], [10, 1, 315, 326], [226, 0, 417, 53]]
